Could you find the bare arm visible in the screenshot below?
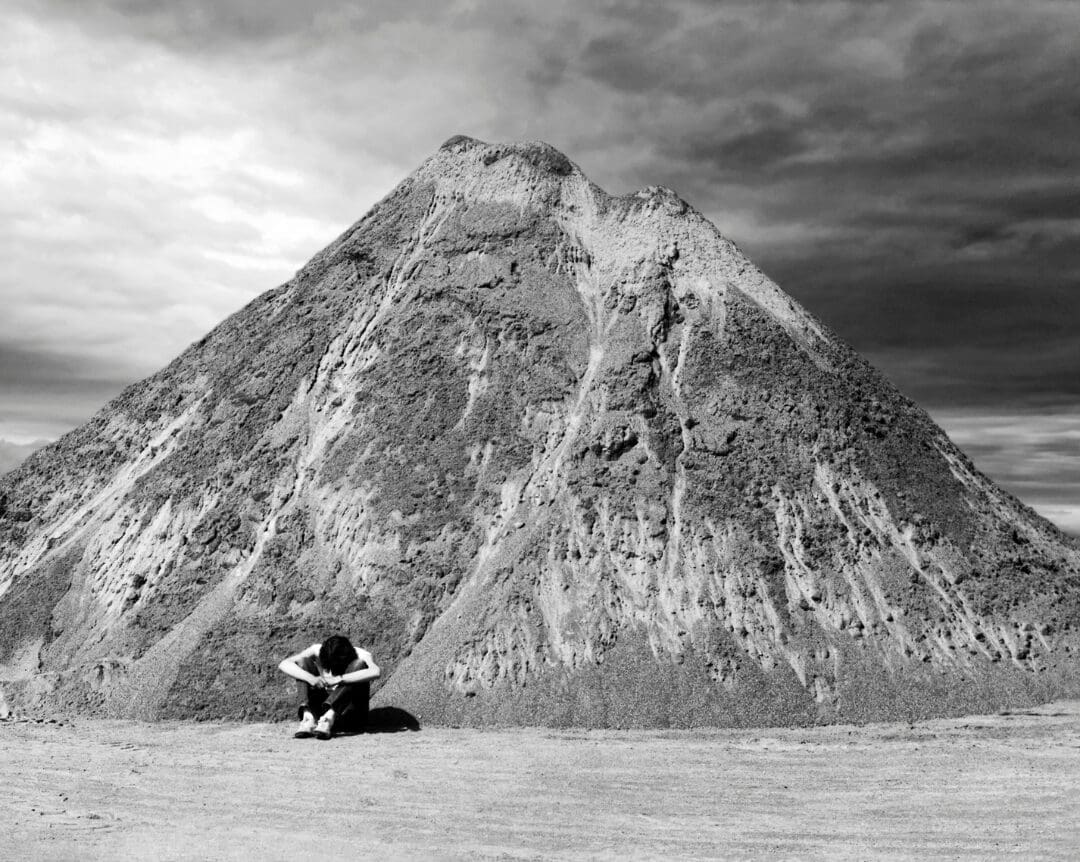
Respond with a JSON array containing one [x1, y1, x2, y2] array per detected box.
[[278, 643, 323, 686], [338, 648, 380, 685]]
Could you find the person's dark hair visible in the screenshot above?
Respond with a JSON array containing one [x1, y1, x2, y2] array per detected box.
[[319, 635, 356, 675]]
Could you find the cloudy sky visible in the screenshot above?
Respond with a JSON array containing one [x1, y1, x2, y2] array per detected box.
[[2, 0, 1078, 533]]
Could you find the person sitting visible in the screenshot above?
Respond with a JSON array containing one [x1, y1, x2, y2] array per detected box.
[[278, 635, 380, 740]]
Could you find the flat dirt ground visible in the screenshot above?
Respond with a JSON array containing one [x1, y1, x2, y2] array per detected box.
[[3, 702, 1080, 860]]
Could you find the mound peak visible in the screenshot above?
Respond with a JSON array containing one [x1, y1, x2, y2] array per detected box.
[[1, 139, 1078, 727]]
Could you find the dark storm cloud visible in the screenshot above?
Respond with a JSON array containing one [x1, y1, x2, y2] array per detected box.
[[560, 2, 1080, 416], [0, 345, 128, 441], [0, 344, 128, 390], [37, 0, 372, 49]]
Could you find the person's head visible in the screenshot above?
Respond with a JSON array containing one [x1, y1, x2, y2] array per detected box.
[[319, 635, 356, 675]]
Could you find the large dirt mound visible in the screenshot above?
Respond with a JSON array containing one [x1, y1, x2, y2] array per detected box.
[[2, 136, 1078, 726]]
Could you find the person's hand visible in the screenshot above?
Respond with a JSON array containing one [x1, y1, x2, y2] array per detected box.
[[324, 674, 342, 687], [311, 676, 329, 690]]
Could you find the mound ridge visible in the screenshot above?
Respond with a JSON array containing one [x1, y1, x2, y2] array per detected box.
[[1, 137, 1078, 726]]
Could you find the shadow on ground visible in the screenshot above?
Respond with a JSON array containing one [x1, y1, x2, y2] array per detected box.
[[337, 706, 420, 735]]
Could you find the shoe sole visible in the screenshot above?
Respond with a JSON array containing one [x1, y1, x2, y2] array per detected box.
[[314, 731, 332, 740], [294, 730, 315, 739]]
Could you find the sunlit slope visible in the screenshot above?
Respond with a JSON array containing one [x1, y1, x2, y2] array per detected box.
[[2, 136, 1078, 725]]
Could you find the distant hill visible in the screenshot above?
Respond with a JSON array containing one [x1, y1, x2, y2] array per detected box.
[[2, 137, 1079, 727], [0, 439, 49, 476]]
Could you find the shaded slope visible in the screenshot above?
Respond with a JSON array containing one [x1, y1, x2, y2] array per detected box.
[[1, 136, 1078, 725]]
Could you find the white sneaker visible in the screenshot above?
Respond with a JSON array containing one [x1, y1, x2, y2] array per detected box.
[[294, 712, 317, 738], [314, 710, 335, 740]]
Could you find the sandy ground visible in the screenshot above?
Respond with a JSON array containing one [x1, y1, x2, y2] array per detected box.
[[3, 703, 1080, 860]]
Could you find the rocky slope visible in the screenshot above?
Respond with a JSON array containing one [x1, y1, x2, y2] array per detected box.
[[2, 136, 1079, 726]]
